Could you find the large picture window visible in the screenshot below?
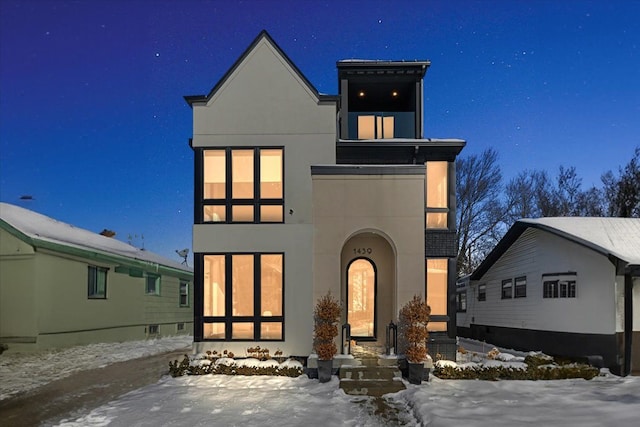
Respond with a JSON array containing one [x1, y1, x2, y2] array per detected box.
[[201, 148, 283, 223], [202, 253, 284, 341], [425, 161, 449, 229]]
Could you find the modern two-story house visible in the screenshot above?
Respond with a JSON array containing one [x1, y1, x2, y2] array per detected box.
[[186, 31, 465, 360]]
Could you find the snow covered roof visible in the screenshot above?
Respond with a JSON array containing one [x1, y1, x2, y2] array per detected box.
[[471, 217, 640, 280], [0, 202, 191, 276]]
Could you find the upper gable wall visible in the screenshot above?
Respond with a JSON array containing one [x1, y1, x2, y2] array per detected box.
[[192, 38, 336, 142]]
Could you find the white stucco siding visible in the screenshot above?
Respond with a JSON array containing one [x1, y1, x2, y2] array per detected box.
[[193, 223, 314, 356], [312, 173, 425, 317], [191, 39, 335, 138], [471, 228, 617, 334]]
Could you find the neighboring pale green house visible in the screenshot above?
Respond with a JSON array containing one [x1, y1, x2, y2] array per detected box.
[[0, 202, 193, 352]]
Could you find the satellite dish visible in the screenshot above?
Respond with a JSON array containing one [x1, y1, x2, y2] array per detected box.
[[176, 248, 189, 265]]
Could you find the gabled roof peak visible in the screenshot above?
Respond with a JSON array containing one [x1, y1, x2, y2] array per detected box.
[[184, 30, 334, 107]]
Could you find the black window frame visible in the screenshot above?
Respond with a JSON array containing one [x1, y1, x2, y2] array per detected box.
[[543, 272, 577, 299], [478, 284, 486, 301], [88, 265, 108, 299], [198, 147, 285, 224], [514, 276, 527, 298], [199, 252, 285, 342], [501, 279, 513, 299]]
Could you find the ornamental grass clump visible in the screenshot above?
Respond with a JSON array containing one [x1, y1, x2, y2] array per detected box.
[[313, 292, 341, 361], [399, 294, 431, 363]]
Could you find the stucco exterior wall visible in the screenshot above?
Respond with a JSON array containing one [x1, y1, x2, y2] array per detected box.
[[190, 36, 336, 357], [191, 38, 335, 138], [312, 172, 426, 322]]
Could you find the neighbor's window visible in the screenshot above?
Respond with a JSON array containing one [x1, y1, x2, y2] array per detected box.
[[514, 276, 527, 298], [425, 161, 449, 228], [543, 273, 577, 299], [426, 258, 448, 332], [501, 279, 513, 299], [202, 253, 284, 341], [179, 281, 189, 307], [146, 274, 160, 295], [202, 148, 283, 223], [88, 266, 108, 299], [456, 291, 467, 312], [478, 284, 486, 301]]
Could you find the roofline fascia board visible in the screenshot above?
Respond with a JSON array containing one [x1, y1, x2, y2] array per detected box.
[[33, 240, 193, 279], [184, 30, 329, 108], [470, 220, 630, 280], [2, 219, 192, 279]]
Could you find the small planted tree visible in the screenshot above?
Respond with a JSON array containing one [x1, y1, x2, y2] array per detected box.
[[398, 294, 431, 384], [313, 292, 341, 361]]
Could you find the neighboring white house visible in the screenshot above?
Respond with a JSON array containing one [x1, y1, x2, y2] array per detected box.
[[457, 217, 640, 375], [186, 31, 466, 360], [0, 202, 193, 352]]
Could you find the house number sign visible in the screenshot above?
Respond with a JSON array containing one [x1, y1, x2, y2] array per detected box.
[[353, 247, 373, 255]]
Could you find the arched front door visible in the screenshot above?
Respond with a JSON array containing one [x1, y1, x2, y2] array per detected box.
[[347, 258, 376, 339], [341, 231, 395, 346]]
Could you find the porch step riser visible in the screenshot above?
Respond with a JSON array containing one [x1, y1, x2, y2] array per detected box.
[[339, 367, 401, 381], [339, 379, 406, 397]]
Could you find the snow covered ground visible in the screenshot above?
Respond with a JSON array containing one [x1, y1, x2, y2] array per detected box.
[[0, 335, 192, 400], [3, 336, 640, 426]]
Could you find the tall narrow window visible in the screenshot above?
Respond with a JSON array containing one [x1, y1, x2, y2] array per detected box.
[[203, 150, 226, 199], [426, 259, 448, 331], [456, 291, 467, 312], [501, 279, 513, 299], [478, 284, 487, 301], [347, 258, 376, 339], [88, 266, 107, 299], [232, 255, 254, 316], [204, 255, 225, 316], [179, 281, 189, 307], [425, 161, 449, 228], [231, 150, 254, 199], [514, 276, 527, 298]]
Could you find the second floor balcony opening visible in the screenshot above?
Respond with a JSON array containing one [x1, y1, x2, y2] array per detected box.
[[347, 81, 416, 140]]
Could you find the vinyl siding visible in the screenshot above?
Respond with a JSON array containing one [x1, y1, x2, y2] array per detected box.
[[468, 228, 617, 334]]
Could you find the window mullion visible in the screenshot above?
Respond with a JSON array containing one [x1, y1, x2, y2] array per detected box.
[[254, 148, 260, 223], [225, 254, 232, 339], [254, 254, 261, 340], [225, 148, 232, 222]]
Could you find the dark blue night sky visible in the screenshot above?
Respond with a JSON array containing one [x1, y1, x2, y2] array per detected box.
[[1, 0, 638, 262]]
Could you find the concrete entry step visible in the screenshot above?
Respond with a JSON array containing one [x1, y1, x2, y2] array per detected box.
[[339, 377, 406, 397], [339, 366, 401, 381], [339, 365, 406, 397]]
